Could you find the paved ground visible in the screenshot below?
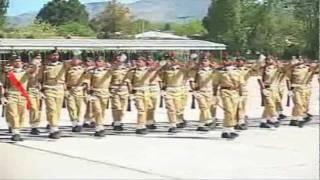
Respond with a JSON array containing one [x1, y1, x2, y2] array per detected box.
[[0, 77, 319, 179]]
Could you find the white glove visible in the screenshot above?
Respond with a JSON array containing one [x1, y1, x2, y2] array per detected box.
[[160, 90, 166, 97], [129, 94, 135, 100], [262, 89, 269, 96], [87, 95, 97, 102], [64, 91, 70, 98], [40, 92, 47, 99], [288, 90, 293, 97], [192, 91, 200, 98], [1, 97, 8, 104]]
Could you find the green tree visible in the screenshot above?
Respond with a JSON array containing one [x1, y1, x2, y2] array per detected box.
[[4, 22, 58, 38], [244, 0, 304, 57], [57, 22, 96, 37], [92, 0, 134, 39], [203, 0, 245, 52], [0, 0, 8, 28], [290, 0, 319, 59], [172, 20, 207, 37], [36, 0, 89, 26], [163, 23, 171, 31]]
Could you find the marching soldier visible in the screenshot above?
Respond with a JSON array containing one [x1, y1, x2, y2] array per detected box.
[[275, 58, 289, 120], [302, 58, 318, 120], [40, 50, 67, 139], [88, 57, 112, 137], [258, 56, 285, 128], [124, 56, 159, 134], [1, 60, 14, 132], [159, 53, 189, 133], [178, 53, 197, 127], [212, 54, 244, 139], [189, 55, 216, 131], [1, 55, 37, 141], [145, 55, 161, 129], [65, 56, 90, 132], [197, 52, 219, 124], [28, 59, 42, 135], [287, 57, 319, 127], [109, 54, 130, 131], [234, 55, 260, 130], [83, 58, 96, 128]]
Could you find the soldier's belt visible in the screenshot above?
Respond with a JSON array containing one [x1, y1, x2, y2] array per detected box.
[[291, 84, 309, 88], [220, 87, 239, 91], [68, 86, 85, 90], [149, 85, 160, 91], [43, 85, 64, 89], [166, 86, 183, 91], [133, 86, 150, 91], [91, 88, 108, 91], [198, 87, 213, 92], [264, 84, 279, 89], [110, 85, 128, 89]]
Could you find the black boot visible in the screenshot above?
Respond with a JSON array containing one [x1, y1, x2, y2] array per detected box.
[[298, 121, 305, 128], [205, 121, 217, 129], [289, 120, 299, 126], [48, 131, 61, 139], [113, 125, 124, 131], [94, 130, 106, 137], [168, 127, 178, 133], [89, 122, 96, 128], [146, 124, 157, 130], [260, 122, 272, 128], [72, 126, 82, 132], [221, 132, 237, 139], [267, 120, 280, 128], [196, 126, 210, 132], [83, 123, 91, 128], [303, 116, 312, 123], [176, 122, 186, 128], [11, 134, 23, 141], [230, 132, 239, 138], [8, 127, 12, 133], [135, 128, 148, 135], [306, 113, 313, 118], [235, 124, 248, 130], [278, 114, 287, 120], [30, 128, 40, 135], [46, 124, 51, 129]]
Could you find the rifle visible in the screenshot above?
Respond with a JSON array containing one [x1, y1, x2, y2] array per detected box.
[[62, 97, 67, 108], [286, 79, 291, 107], [127, 97, 131, 111], [159, 95, 164, 108], [191, 94, 196, 109], [257, 79, 265, 106], [106, 97, 110, 109]]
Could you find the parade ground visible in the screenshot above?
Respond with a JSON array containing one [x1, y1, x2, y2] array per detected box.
[[0, 76, 319, 179]]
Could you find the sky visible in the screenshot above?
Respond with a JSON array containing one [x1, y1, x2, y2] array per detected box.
[[7, 0, 139, 16]]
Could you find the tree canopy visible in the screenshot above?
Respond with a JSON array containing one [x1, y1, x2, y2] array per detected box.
[[91, 0, 134, 39], [0, 0, 8, 28], [203, 0, 319, 59], [36, 0, 89, 26]]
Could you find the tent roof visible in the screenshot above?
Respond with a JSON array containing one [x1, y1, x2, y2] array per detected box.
[[0, 38, 226, 51], [135, 31, 189, 40]]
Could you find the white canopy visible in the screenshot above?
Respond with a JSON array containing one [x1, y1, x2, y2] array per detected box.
[[0, 38, 226, 51], [135, 31, 189, 40]]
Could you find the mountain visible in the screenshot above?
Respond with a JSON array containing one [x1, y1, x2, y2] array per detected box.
[[6, 0, 211, 27], [6, 12, 37, 27]]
